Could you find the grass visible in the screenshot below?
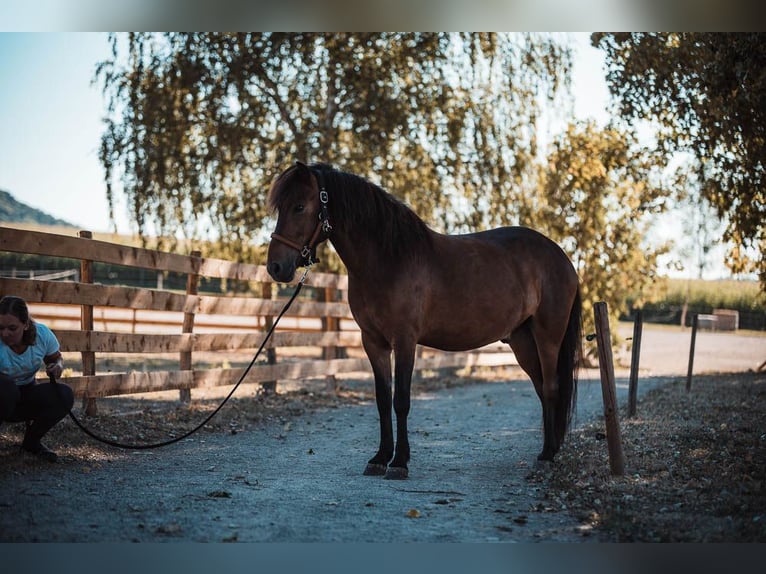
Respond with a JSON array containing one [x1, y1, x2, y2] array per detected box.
[[662, 277, 764, 311], [633, 277, 766, 331], [629, 320, 766, 339]]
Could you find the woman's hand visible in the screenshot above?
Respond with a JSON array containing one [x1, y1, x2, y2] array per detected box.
[[45, 359, 63, 380]]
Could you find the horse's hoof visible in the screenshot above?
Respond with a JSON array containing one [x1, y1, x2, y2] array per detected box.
[[363, 463, 387, 476], [383, 466, 409, 480], [534, 458, 554, 470]]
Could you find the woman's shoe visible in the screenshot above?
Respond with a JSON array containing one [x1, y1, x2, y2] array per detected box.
[[21, 441, 58, 463]]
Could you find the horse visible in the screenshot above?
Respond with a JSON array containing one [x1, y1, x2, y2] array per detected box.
[[266, 161, 582, 480]]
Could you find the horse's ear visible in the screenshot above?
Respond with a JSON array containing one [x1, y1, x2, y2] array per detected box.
[[293, 160, 313, 184]]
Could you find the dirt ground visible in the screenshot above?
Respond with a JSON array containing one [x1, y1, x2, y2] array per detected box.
[[539, 371, 766, 541], [1, 322, 764, 542]]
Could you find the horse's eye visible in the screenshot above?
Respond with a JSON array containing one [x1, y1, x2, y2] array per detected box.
[[294, 204, 305, 214]]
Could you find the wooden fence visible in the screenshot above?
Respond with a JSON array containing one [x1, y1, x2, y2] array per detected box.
[[0, 226, 516, 410]]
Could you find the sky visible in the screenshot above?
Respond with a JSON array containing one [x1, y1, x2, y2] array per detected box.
[[0, 32, 609, 232], [0, 33, 121, 230], [0, 32, 733, 279]]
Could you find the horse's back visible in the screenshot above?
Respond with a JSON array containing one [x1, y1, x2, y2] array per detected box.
[[438, 226, 576, 282], [470, 226, 567, 254]]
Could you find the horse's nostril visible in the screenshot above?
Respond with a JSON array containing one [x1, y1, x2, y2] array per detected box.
[[268, 261, 281, 277]]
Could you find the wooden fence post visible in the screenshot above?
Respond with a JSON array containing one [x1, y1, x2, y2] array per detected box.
[[320, 286, 338, 392], [627, 309, 643, 418], [686, 314, 699, 392], [78, 230, 97, 416], [179, 250, 201, 404], [593, 301, 625, 476], [260, 282, 277, 393], [413, 345, 424, 383]]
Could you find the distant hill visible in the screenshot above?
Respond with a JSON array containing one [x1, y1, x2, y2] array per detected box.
[[0, 189, 76, 227]]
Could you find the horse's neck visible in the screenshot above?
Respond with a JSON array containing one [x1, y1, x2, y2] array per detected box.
[[329, 230, 394, 280]]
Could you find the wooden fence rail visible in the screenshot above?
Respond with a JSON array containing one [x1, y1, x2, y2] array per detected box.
[[0, 226, 517, 408]]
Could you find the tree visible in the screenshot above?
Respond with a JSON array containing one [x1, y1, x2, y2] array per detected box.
[[676, 161, 725, 280], [592, 33, 766, 288], [531, 121, 671, 344], [97, 32, 571, 262]]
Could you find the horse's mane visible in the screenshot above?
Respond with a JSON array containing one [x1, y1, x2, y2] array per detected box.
[[269, 163, 432, 258]]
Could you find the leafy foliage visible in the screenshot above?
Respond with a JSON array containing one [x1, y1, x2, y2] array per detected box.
[[96, 32, 570, 260], [592, 33, 766, 288], [529, 121, 671, 341]]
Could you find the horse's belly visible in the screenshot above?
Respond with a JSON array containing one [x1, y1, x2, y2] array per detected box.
[[418, 321, 514, 352], [418, 336, 501, 353], [417, 284, 529, 351]]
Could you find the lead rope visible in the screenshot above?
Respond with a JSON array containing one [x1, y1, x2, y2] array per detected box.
[[55, 268, 311, 450]]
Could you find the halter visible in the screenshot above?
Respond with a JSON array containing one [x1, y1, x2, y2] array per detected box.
[[270, 167, 333, 267]]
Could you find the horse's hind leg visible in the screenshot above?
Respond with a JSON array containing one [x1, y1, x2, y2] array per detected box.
[[532, 319, 572, 461], [505, 322, 557, 461]]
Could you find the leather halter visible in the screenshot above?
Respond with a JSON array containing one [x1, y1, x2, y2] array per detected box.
[[270, 167, 332, 268]]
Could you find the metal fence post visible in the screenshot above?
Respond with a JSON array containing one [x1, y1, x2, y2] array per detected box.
[[627, 309, 643, 418], [686, 314, 699, 392]]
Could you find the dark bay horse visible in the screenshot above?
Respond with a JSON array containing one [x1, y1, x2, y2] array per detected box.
[[267, 161, 582, 479]]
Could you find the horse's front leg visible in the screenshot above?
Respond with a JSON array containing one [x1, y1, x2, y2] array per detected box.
[[362, 333, 394, 476], [385, 342, 416, 480]]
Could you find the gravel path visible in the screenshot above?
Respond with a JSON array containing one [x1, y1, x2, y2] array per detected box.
[[1, 377, 658, 542], [0, 324, 762, 542]]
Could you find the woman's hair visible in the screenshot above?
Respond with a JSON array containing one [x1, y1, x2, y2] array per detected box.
[[0, 295, 37, 345]]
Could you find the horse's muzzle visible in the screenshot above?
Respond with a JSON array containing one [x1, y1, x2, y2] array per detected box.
[[267, 259, 297, 283]]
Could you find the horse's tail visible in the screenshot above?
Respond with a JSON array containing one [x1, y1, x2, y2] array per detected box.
[[555, 286, 582, 446]]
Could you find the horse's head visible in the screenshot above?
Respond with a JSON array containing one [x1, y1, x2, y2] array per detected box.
[[266, 161, 331, 282]]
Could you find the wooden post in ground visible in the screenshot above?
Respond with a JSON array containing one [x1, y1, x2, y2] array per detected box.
[[627, 309, 643, 418], [593, 301, 625, 476], [320, 286, 339, 392], [179, 250, 201, 404], [413, 345, 424, 383], [260, 282, 277, 393], [686, 314, 699, 392], [78, 230, 97, 416]]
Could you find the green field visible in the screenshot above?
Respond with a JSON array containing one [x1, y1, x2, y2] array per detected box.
[[632, 277, 765, 330]]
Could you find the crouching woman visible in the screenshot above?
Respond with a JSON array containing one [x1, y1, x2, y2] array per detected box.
[[0, 295, 74, 462]]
